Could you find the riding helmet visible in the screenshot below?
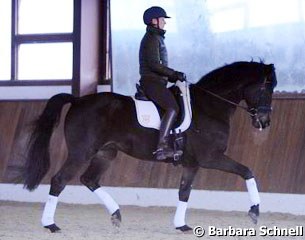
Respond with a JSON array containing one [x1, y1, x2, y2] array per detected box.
[[143, 6, 171, 25]]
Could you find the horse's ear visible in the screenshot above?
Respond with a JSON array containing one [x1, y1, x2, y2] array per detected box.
[[264, 64, 275, 74], [265, 64, 277, 88]]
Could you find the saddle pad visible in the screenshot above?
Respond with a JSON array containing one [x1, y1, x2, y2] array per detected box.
[[131, 81, 192, 132], [132, 97, 161, 129]]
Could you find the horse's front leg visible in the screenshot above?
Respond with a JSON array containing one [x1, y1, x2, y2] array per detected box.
[[199, 152, 260, 224], [174, 165, 199, 232]]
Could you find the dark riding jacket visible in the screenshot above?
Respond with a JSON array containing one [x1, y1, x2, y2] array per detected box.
[[139, 26, 175, 84]]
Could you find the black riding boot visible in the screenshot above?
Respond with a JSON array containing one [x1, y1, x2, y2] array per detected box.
[[154, 110, 182, 160]]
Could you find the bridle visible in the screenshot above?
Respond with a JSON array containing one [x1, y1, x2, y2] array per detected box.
[[247, 76, 274, 116]]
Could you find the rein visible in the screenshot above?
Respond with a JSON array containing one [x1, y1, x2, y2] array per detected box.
[[187, 81, 254, 117]]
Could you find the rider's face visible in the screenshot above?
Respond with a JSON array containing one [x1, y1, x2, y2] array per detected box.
[[158, 17, 166, 29], [152, 17, 166, 29]]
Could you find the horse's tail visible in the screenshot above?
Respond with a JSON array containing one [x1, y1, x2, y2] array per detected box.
[[23, 93, 75, 191]]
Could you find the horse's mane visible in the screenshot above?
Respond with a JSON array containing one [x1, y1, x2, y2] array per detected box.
[[195, 61, 269, 90]]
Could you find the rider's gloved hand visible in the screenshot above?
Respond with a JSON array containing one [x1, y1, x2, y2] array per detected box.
[[170, 71, 186, 82]]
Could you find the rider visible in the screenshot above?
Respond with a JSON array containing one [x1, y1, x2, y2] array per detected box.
[[139, 6, 186, 160]]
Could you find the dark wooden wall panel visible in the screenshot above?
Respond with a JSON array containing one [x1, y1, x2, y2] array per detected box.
[[1, 98, 305, 194]]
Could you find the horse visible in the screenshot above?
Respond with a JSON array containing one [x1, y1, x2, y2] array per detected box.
[[22, 61, 277, 233]]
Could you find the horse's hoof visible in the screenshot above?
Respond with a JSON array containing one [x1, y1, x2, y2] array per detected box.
[[248, 204, 259, 224], [111, 209, 122, 228], [44, 223, 61, 233], [176, 225, 193, 232]]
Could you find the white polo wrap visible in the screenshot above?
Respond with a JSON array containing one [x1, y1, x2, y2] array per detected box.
[[246, 178, 261, 205], [41, 195, 58, 226], [94, 187, 119, 214], [174, 201, 188, 228]]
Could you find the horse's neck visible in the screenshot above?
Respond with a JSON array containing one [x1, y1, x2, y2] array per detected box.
[[190, 85, 240, 122]]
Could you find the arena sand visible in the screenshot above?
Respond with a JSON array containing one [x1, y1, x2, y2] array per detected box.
[[0, 201, 304, 240]]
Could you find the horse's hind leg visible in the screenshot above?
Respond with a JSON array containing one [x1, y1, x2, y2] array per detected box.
[[80, 148, 121, 227], [200, 153, 260, 224], [42, 156, 85, 232]]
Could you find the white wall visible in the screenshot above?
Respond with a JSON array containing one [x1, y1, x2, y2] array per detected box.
[[1, 184, 305, 215]]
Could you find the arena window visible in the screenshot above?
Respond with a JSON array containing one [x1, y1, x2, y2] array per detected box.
[[111, 0, 305, 96], [0, 0, 77, 99]]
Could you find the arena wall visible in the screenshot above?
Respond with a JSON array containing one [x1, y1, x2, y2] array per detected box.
[[1, 96, 305, 194]]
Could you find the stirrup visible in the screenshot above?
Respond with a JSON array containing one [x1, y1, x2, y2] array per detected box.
[[153, 147, 174, 160], [153, 148, 183, 161], [173, 150, 183, 161]]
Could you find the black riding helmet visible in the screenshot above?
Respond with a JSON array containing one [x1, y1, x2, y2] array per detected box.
[[143, 6, 171, 25]]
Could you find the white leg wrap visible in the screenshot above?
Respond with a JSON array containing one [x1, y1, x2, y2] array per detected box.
[[174, 201, 188, 228], [94, 187, 119, 215], [41, 195, 58, 226], [246, 178, 261, 205]]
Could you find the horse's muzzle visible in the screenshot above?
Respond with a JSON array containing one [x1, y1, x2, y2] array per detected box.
[[252, 112, 271, 130]]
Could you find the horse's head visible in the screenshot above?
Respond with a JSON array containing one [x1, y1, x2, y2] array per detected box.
[[243, 64, 277, 130]]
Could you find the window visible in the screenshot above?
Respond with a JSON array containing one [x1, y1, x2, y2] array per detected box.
[[207, 0, 302, 33], [18, 0, 73, 34], [18, 43, 73, 80], [0, 0, 75, 84], [0, 0, 11, 80], [111, 0, 305, 94]]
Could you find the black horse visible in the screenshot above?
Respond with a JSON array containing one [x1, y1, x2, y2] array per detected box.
[[23, 61, 277, 233]]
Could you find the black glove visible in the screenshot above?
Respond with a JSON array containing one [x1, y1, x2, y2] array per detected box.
[[170, 71, 186, 82]]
